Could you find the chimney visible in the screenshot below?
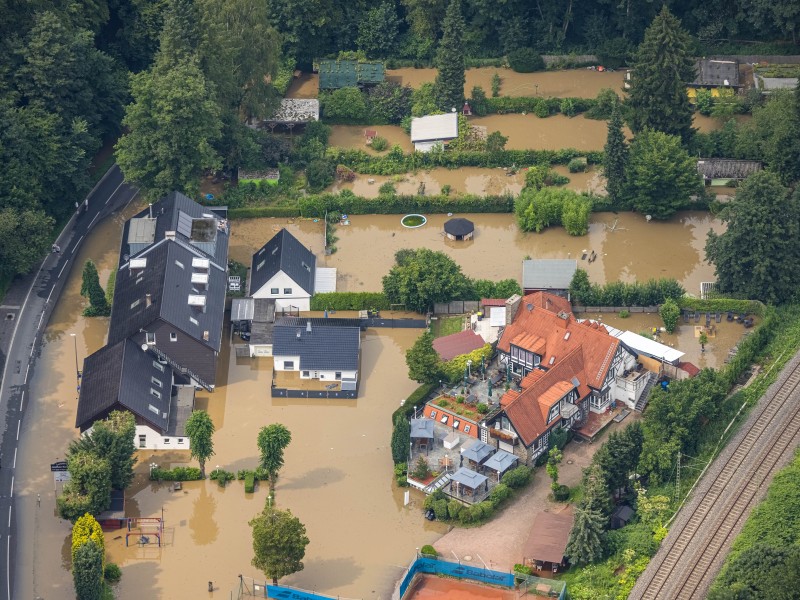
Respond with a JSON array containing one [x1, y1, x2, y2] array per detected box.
[[505, 294, 522, 325], [306, 321, 312, 333], [202, 331, 209, 341], [165, 230, 176, 240], [148, 203, 153, 219], [146, 293, 152, 308]]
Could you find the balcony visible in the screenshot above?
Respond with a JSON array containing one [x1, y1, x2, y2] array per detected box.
[[489, 428, 518, 445]]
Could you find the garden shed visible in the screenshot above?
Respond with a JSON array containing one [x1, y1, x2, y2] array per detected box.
[[410, 113, 459, 152], [411, 418, 435, 454], [260, 99, 319, 130], [696, 159, 762, 185], [688, 59, 741, 98], [318, 59, 385, 89], [444, 218, 474, 241], [522, 510, 574, 572], [522, 259, 577, 296]]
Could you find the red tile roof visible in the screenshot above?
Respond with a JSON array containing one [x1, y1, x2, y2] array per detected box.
[[481, 298, 507, 307], [432, 329, 486, 361], [678, 361, 701, 377]]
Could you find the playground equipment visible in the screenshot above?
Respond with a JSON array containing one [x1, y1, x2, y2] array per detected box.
[[125, 516, 164, 547]]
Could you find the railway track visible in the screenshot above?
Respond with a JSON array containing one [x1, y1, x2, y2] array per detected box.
[[630, 356, 800, 600]]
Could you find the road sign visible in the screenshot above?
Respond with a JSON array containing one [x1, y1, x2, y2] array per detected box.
[[54, 471, 71, 483], [50, 461, 68, 472]]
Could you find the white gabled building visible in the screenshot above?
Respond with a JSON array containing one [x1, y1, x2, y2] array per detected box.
[[250, 229, 317, 312], [410, 112, 459, 153]]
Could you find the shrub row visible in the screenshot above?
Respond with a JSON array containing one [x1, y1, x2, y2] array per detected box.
[[228, 206, 302, 219], [484, 95, 596, 117], [326, 147, 603, 176], [299, 192, 514, 218], [678, 297, 765, 317], [310, 292, 390, 311], [569, 269, 686, 307], [391, 382, 437, 424], [150, 466, 203, 481]]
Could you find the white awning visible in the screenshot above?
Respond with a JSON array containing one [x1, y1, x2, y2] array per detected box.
[[314, 267, 337, 294]]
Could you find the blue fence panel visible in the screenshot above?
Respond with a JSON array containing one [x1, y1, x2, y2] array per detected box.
[[399, 557, 515, 598], [265, 584, 336, 600]]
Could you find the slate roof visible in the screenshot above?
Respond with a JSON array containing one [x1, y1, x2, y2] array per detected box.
[[450, 467, 488, 490], [109, 239, 227, 353], [432, 330, 486, 361], [696, 158, 762, 180], [483, 449, 518, 474], [522, 259, 577, 290], [76, 339, 174, 432], [461, 440, 494, 465], [119, 191, 228, 269], [272, 323, 360, 371], [410, 418, 435, 440], [250, 229, 316, 297], [691, 59, 740, 87]]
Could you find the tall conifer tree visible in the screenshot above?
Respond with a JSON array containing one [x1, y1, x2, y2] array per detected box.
[[603, 104, 628, 205], [434, 0, 465, 112]]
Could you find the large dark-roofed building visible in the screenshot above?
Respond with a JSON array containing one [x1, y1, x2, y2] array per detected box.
[[250, 229, 316, 312]]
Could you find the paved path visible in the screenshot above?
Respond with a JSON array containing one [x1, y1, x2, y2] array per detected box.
[[0, 165, 138, 599]]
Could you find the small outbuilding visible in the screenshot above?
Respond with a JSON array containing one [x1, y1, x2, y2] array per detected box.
[[522, 259, 578, 297], [460, 439, 494, 468], [432, 329, 486, 361], [444, 217, 474, 241], [448, 467, 489, 501], [410, 418, 435, 454], [688, 59, 741, 98], [522, 510, 575, 572], [696, 158, 762, 186], [483, 449, 518, 481], [610, 505, 635, 530], [410, 112, 459, 152]]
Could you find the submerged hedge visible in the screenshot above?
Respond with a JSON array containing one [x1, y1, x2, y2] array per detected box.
[[310, 292, 390, 311], [299, 192, 513, 217]]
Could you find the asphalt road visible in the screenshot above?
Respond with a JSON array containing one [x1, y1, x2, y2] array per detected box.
[[0, 165, 138, 599]]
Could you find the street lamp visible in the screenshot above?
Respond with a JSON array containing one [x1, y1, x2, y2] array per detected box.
[[149, 462, 158, 477], [69, 333, 80, 380]]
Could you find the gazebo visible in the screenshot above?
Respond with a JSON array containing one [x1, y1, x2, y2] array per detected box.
[[483, 449, 518, 482], [460, 439, 494, 469], [449, 467, 488, 501], [410, 418, 435, 454], [444, 218, 475, 241]]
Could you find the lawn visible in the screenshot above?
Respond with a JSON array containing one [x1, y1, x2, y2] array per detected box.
[[433, 315, 464, 338]]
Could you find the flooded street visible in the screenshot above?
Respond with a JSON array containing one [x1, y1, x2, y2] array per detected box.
[[286, 68, 625, 99], [327, 166, 604, 198]]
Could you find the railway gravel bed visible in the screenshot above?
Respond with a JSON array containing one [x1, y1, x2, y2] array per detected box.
[[630, 351, 800, 599]]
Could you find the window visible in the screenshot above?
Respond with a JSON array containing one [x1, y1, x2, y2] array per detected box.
[[189, 316, 199, 325], [335, 371, 342, 380], [270, 287, 279, 294], [146, 332, 155, 345], [284, 361, 294, 369], [130, 299, 140, 309], [170, 332, 178, 342], [178, 439, 184, 444], [430, 410, 437, 419], [153, 361, 165, 372], [440, 414, 449, 424], [283, 288, 292, 294], [302, 371, 310, 377], [452, 420, 460, 430], [175, 260, 184, 269], [151, 376, 162, 388], [164, 438, 170, 444], [139, 435, 146, 448], [464, 425, 471, 433], [148, 404, 160, 415], [150, 388, 161, 400], [256, 260, 265, 271]]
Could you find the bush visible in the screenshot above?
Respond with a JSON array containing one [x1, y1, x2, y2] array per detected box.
[[103, 563, 122, 583], [209, 469, 235, 486], [368, 80, 413, 123], [619, 309, 631, 318], [502, 465, 532, 489], [244, 472, 255, 493], [423, 489, 445, 511], [310, 292, 390, 311], [660, 298, 681, 333], [515, 187, 591, 236], [585, 88, 620, 120], [508, 48, 545, 73], [568, 157, 588, 173], [569, 268, 686, 307], [553, 484, 571, 501], [305, 159, 336, 192], [228, 206, 301, 219], [321, 87, 369, 122], [420, 544, 438, 557], [447, 500, 463, 520], [150, 466, 203, 481], [391, 382, 437, 423], [458, 501, 495, 524], [378, 181, 396, 195], [487, 482, 512, 507], [370, 136, 388, 151], [433, 498, 449, 520]]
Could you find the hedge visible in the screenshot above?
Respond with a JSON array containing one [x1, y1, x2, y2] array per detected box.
[[310, 292, 390, 311], [244, 472, 256, 493], [150, 466, 203, 481], [326, 147, 604, 176], [228, 206, 301, 219], [391, 382, 437, 424], [482, 95, 596, 116], [678, 297, 765, 317], [299, 191, 514, 217]]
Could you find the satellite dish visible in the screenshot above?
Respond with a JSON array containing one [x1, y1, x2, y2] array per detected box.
[[141, 343, 149, 352]]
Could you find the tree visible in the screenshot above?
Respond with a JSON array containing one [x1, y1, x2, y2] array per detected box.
[[603, 104, 628, 206], [0, 208, 54, 280], [405, 331, 442, 383], [434, 0, 466, 112], [257, 424, 292, 492], [368, 81, 413, 124], [71, 513, 105, 564], [391, 415, 410, 464], [546, 448, 563, 491], [115, 59, 222, 200], [566, 502, 606, 565], [706, 171, 800, 304], [626, 7, 696, 143], [322, 87, 368, 122], [80, 260, 110, 317], [250, 506, 310, 585], [383, 249, 471, 313], [699, 331, 708, 352], [486, 131, 508, 153], [185, 410, 215, 478], [710, 544, 800, 600], [357, 1, 400, 59], [68, 411, 136, 490], [660, 298, 680, 333], [57, 451, 112, 522], [625, 130, 702, 220], [72, 540, 103, 600]]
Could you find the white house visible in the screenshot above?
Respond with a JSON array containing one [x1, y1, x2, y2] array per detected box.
[[410, 112, 459, 152], [76, 339, 195, 451], [250, 229, 316, 312], [272, 321, 361, 391]]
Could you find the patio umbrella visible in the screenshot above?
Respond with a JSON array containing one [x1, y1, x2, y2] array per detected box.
[[506, 361, 511, 389], [488, 377, 492, 398]]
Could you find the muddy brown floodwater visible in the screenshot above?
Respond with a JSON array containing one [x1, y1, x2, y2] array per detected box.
[[286, 68, 625, 100]]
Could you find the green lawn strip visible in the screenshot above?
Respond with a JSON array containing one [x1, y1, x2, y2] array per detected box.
[[433, 315, 464, 338]]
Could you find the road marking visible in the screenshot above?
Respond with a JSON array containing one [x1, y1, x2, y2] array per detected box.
[[7, 507, 10, 527], [6, 535, 10, 600], [57, 260, 69, 279], [29, 346, 34, 357], [19, 392, 24, 411], [105, 180, 125, 205], [37, 311, 45, 329], [15, 421, 19, 441], [12, 449, 16, 470], [9, 477, 12, 498], [24, 364, 29, 381], [89, 212, 99, 227], [70, 235, 84, 254]]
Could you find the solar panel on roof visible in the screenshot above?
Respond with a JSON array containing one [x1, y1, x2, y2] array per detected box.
[[177, 211, 193, 238]]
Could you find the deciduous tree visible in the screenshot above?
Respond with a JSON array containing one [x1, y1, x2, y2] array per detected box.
[[660, 298, 680, 333], [625, 129, 701, 220], [57, 451, 112, 522], [383, 249, 471, 313], [250, 506, 310, 585], [357, 1, 401, 59], [68, 411, 136, 489], [626, 7, 695, 143], [72, 539, 104, 600], [706, 171, 800, 304], [257, 424, 292, 492], [405, 331, 442, 384], [391, 416, 411, 464], [434, 0, 465, 112], [185, 410, 215, 478]]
